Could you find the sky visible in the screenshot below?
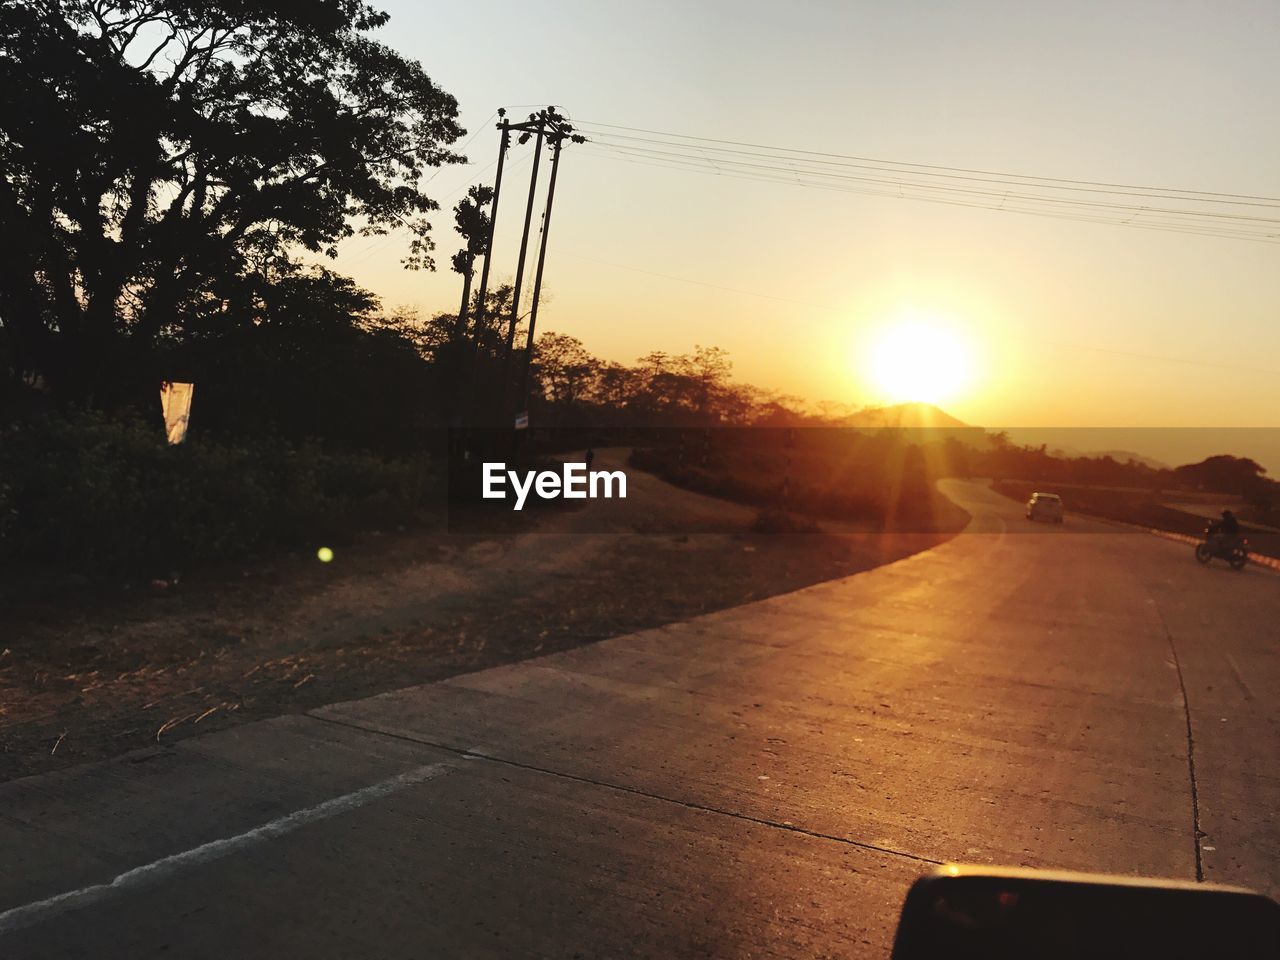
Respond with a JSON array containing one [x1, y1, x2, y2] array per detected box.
[[322, 1, 1280, 463]]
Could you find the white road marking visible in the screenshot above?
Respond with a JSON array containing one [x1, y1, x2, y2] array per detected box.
[[0, 758, 459, 937]]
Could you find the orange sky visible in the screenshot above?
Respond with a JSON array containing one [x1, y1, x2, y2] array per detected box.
[[315, 0, 1280, 465]]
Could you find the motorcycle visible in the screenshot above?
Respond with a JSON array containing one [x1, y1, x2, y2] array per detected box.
[[1195, 525, 1249, 569]]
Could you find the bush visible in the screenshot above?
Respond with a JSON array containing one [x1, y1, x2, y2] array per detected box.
[[0, 412, 439, 573]]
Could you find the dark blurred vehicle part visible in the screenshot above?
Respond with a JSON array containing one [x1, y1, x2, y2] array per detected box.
[[892, 864, 1280, 960]]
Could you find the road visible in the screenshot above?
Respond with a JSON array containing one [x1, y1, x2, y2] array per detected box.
[[2, 480, 1276, 958]]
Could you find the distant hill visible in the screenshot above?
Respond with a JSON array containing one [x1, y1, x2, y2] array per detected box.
[[845, 402, 970, 430]]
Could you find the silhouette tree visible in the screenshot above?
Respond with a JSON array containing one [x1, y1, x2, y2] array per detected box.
[[449, 184, 494, 339], [0, 0, 463, 409], [168, 263, 440, 451], [1174, 455, 1270, 497], [532, 332, 598, 409], [687, 345, 732, 419]]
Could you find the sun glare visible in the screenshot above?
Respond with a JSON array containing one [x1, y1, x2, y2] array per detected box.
[[863, 317, 975, 406]]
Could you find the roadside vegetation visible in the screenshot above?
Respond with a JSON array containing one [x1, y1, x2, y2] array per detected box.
[[0, 413, 435, 573]]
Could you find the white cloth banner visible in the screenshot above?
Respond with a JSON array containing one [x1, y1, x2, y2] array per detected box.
[[160, 381, 195, 444]]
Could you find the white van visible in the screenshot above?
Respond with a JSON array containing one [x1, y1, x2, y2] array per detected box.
[[1026, 492, 1065, 523]]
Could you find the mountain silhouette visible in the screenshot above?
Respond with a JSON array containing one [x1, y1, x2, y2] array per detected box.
[[845, 402, 970, 430]]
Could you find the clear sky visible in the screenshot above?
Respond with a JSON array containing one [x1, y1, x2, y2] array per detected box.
[[325, 0, 1280, 453]]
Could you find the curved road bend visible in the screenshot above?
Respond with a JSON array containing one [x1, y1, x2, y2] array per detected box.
[[1, 480, 1276, 957]]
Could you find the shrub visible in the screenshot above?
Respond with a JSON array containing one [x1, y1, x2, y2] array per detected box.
[[0, 412, 439, 573]]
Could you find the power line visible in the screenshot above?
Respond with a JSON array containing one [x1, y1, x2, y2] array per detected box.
[[581, 129, 1280, 211], [575, 119, 1280, 205], [579, 144, 1279, 243], [581, 139, 1280, 227], [582, 146, 1278, 243], [420, 109, 498, 187], [573, 120, 1280, 243], [582, 140, 1280, 223]]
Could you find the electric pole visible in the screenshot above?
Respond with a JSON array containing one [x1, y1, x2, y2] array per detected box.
[[460, 107, 584, 429], [471, 117, 509, 337], [464, 116, 509, 427], [517, 133, 563, 414], [501, 110, 547, 417]]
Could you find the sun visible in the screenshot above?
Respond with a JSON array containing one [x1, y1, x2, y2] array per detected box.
[[863, 316, 975, 406]]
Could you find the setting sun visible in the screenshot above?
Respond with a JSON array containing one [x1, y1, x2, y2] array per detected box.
[[863, 317, 976, 406]]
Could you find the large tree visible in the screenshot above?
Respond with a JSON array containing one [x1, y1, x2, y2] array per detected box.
[[0, 0, 464, 408]]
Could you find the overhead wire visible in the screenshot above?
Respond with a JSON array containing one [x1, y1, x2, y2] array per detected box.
[[573, 120, 1280, 243], [581, 146, 1277, 243], [584, 140, 1280, 224], [575, 119, 1280, 204], [419, 109, 498, 188]]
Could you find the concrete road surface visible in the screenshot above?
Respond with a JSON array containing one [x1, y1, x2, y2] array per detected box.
[[2, 480, 1277, 958]]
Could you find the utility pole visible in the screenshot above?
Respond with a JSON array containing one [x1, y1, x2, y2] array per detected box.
[[464, 117, 509, 428], [457, 106, 583, 429], [501, 110, 547, 419], [517, 133, 564, 414], [470, 117, 510, 342]]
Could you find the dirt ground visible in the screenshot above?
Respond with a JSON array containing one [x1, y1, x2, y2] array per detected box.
[[0, 452, 964, 781]]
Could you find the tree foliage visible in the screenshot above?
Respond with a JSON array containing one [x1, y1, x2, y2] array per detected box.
[[0, 0, 463, 406], [449, 183, 493, 336], [525, 334, 806, 428]]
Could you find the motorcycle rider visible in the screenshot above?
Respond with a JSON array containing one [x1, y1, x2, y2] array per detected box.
[[1207, 509, 1241, 554]]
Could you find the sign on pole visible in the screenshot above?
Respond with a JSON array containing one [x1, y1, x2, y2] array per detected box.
[[160, 381, 195, 444], [514, 411, 529, 430]]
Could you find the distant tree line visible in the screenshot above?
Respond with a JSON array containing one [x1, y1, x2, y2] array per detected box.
[[526, 335, 820, 429], [951, 438, 1279, 508]]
